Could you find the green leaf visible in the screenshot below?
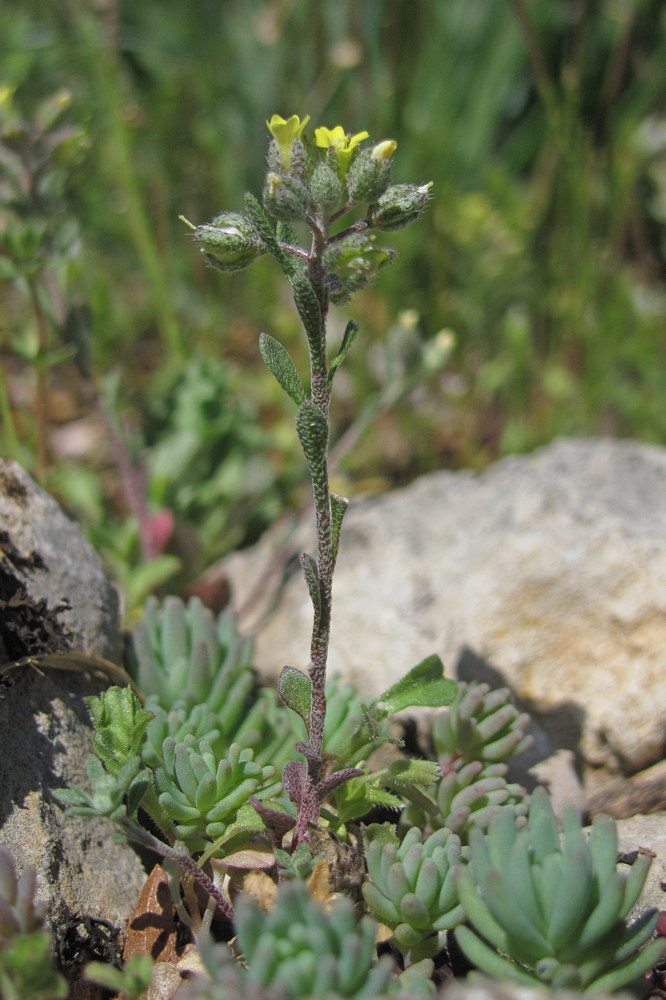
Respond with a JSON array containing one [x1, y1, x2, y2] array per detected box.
[[277, 665, 312, 728], [328, 320, 359, 386], [275, 221, 300, 276], [243, 192, 285, 263], [330, 492, 349, 564], [363, 822, 400, 851], [296, 400, 328, 477], [124, 555, 182, 610], [85, 955, 154, 999], [0, 931, 67, 999], [259, 332, 305, 406], [377, 654, 457, 715], [290, 270, 323, 363], [380, 757, 441, 790], [300, 553, 321, 623]]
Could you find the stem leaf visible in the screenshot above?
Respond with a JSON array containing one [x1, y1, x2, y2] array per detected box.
[[328, 320, 359, 387], [290, 270, 323, 364], [300, 552, 321, 624], [296, 400, 328, 479], [376, 654, 457, 715], [259, 332, 305, 406], [277, 664, 312, 729], [244, 192, 285, 264], [330, 492, 349, 565]]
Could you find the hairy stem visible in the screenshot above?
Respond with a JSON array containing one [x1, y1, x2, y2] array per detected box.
[[292, 225, 334, 845]]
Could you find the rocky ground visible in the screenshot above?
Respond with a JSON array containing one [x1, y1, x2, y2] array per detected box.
[[1, 437, 665, 998]]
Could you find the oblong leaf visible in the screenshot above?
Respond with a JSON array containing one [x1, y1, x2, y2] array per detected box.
[[259, 332, 305, 405], [377, 654, 457, 714], [277, 665, 312, 727]]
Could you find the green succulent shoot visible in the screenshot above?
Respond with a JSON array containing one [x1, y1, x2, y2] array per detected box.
[[400, 681, 532, 843], [152, 737, 277, 851], [127, 595, 300, 773], [126, 595, 255, 714], [0, 847, 67, 1000], [432, 680, 533, 769], [363, 825, 466, 962], [454, 786, 666, 992], [231, 879, 434, 998]]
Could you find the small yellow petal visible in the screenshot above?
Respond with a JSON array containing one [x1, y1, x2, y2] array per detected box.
[[371, 139, 397, 161], [314, 125, 347, 150], [267, 114, 310, 168], [348, 130, 369, 148]]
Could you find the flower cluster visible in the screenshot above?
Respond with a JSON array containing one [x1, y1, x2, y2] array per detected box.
[[183, 112, 432, 304]]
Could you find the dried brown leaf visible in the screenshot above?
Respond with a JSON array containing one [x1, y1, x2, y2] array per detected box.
[[123, 865, 183, 964]]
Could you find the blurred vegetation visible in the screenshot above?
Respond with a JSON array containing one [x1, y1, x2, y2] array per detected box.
[[1, 0, 665, 605]]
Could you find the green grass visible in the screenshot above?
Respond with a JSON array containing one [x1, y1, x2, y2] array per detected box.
[[1, 0, 664, 600]]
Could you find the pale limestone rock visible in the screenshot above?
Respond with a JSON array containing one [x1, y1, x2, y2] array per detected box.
[[225, 438, 666, 774]]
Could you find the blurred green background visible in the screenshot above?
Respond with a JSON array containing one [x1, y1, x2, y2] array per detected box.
[[1, 0, 665, 606]]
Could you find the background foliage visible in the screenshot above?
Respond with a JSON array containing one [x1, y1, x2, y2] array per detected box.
[[1, 0, 665, 600]]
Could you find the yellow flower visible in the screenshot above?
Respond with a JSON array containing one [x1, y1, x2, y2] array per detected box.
[[266, 113, 310, 169], [314, 125, 369, 171], [371, 139, 397, 161]]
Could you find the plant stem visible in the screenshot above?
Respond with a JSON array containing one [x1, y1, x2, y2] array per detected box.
[[26, 274, 50, 479], [293, 225, 335, 845]]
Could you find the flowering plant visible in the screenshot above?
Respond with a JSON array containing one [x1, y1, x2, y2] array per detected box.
[[182, 114, 446, 847]]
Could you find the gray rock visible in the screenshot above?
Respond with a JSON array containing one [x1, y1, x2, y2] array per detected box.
[[225, 438, 666, 775], [0, 461, 145, 997], [0, 459, 120, 662], [615, 812, 666, 917]]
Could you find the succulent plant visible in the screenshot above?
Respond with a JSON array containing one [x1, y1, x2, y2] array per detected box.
[[454, 786, 666, 992], [401, 759, 529, 843], [0, 848, 48, 940], [0, 847, 67, 1000], [128, 595, 300, 774], [432, 680, 532, 768], [362, 824, 466, 961], [53, 754, 147, 823], [126, 595, 256, 715], [151, 737, 278, 850], [227, 879, 433, 998]]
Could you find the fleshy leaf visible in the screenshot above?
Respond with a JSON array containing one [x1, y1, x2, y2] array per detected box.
[[259, 332, 305, 405], [277, 665, 312, 728], [377, 654, 457, 715]]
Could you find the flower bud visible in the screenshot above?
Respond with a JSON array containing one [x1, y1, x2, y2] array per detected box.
[[346, 147, 393, 203], [324, 234, 394, 303], [309, 162, 343, 211], [263, 172, 310, 222], [288, 138, 308, 181], [194, 212, 265, 272], [368, 182, 433, 231]]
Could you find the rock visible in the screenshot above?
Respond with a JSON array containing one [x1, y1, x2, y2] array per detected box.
[[0, 459, 120, 662], [224, 438, 666, 776], [0, 461, 145, 997], [440, 980, 626, 1000], [615, 812, 666, 917]]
